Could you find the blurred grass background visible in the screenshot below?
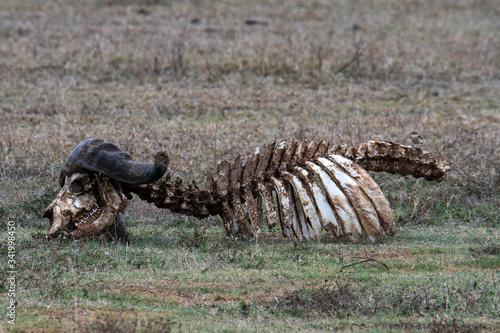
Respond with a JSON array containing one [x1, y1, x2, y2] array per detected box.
[[0, 0, 498, 331]]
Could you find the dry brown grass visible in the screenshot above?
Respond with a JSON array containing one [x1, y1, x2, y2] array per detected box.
[[1, 1, 499, 166], [1, 0, 499, 228], [1, 0, 499, 331]]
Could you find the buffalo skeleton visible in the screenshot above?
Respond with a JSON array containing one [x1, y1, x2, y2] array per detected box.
[[43, 138, 450, 243]]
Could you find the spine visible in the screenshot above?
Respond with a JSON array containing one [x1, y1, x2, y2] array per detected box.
[[330, 141, 451, 182]]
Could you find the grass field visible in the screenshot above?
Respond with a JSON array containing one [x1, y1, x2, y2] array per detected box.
[[0, 0, 499, 331]]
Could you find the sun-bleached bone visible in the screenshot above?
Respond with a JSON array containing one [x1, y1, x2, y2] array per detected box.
[[43, 138, 169, 240], [44, 138, 450, 243], [129, 139, 451, 243]]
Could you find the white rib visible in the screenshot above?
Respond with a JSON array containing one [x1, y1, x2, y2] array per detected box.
[[296, 166, 343, 237], [316, 157, 383, 243], [305, 161, 363, 242]]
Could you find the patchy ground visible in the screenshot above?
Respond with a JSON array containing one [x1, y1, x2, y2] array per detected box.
[[0, 0, 499, 332]]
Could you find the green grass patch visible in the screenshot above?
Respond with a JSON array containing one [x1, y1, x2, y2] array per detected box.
[[1, 0, 499, 331]]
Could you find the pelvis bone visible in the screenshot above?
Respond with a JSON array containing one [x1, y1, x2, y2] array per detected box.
[[44, 138, 450, 243]]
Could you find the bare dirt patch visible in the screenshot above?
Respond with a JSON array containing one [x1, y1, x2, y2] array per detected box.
[[109, 278, 293, 307], [2, 0, 499, 331]]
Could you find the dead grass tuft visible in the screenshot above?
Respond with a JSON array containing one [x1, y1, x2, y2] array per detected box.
[[1, 0, 499, 331], [469, 243, 500, 257], [428, 317, 489, 333], [78, 313, 175, 333]]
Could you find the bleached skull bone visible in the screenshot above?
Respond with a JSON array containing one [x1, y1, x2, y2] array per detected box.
[[43, 173, 128, 239], [44, 138, 449, 243], [43, 138, 169, 239]]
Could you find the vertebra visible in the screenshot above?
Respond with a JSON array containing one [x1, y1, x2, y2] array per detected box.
[[129, 139, 450, 243]]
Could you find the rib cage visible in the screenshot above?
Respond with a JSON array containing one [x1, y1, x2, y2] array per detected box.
[[129, 140, 451, 243]]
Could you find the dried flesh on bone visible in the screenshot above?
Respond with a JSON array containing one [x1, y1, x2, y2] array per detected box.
[[44, 173, 127, 239], [45, 139, 450, 242], [130, 140, 451, 243]]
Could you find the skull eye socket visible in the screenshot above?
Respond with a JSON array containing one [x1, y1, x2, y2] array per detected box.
[[70, 179, 85, 194]]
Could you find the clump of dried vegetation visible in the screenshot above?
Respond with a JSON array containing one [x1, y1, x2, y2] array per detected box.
[[0, 0, 498, 331]]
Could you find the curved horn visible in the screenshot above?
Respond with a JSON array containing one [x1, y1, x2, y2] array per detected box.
[[59, 138, 169, 186]]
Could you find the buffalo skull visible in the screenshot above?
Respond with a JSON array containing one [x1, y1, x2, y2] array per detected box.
[[43, 138, 169, 240]]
